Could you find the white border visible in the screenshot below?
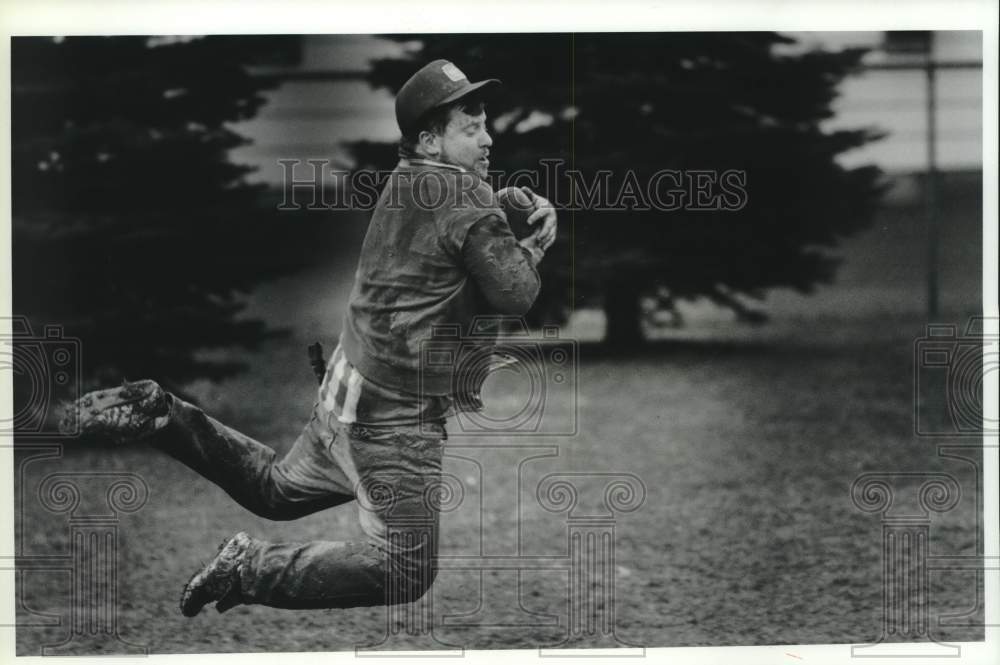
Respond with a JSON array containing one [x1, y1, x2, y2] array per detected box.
[[0, 0, 996, 34], [1, 1, 998, 664]]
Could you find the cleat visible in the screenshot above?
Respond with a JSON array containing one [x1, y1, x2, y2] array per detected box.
[[180, 532, 252, 618], [60, 379, 170, 444]]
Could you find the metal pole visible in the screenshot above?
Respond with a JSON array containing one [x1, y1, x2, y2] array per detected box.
[[925, 56, 939, 319]]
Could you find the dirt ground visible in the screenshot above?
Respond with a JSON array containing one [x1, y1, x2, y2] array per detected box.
[[14, 307, 986, 655]]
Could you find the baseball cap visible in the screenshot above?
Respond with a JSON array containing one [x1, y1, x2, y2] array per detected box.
[[395, 59, 501, 137]]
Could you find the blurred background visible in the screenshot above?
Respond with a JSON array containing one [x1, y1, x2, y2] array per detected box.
[[10, 32, 987, 653], [11, 32, 984, 394]]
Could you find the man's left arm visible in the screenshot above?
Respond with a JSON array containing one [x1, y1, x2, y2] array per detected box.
[[462, 214, 542, 316]]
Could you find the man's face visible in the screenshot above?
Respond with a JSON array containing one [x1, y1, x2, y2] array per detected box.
[[437, 107, 492, 178]]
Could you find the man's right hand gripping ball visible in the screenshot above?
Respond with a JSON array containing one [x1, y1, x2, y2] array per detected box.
[[496, 186, 554, 264]]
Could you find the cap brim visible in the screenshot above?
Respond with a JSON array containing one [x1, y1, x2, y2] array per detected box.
[[437, 78, 501, 107]]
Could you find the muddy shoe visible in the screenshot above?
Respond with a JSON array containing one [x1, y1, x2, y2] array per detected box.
[[60, 379, 170, 444], [180, 532, 253, 617]]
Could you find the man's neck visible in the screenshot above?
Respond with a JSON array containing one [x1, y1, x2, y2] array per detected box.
[[400, 149, 467, 172]]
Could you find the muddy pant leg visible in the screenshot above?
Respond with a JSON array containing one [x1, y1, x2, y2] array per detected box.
[[149, 396, 354, 520], [237, 422, 445, 609]]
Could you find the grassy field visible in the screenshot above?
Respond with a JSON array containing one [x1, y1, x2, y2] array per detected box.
[[14, 175, 986, 653], [14, 309, 985, 654]]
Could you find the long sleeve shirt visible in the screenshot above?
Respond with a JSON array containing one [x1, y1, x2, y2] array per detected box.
[[330, 157, 541, 426], [463, 214, 541, 315]]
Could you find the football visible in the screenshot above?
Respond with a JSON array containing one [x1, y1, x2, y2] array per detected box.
[[495, 187, 536, 240]]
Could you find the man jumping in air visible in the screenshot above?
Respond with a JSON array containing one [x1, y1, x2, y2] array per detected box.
[[62, 59, 557, 616]]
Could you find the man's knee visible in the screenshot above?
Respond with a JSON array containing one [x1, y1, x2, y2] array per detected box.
[[381, 538, 439, 604], [387, 559, 438, 604]]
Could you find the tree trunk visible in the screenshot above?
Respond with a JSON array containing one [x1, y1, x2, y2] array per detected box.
[[604, 279, 644, 348]]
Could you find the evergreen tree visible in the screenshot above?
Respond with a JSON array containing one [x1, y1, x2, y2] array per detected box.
[[12, 35, 302, 391]]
